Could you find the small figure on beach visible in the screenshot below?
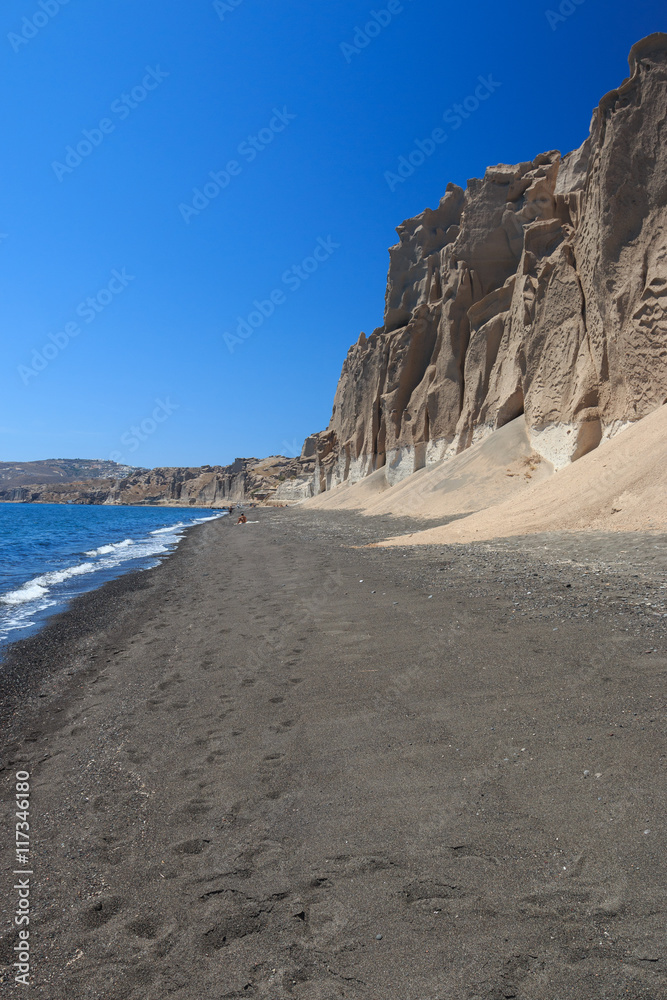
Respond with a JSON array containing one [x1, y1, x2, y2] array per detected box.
[[236, 513, 247, 524]]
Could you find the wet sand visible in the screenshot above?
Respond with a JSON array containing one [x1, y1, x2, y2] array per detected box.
[[0, 509, 666, 999]]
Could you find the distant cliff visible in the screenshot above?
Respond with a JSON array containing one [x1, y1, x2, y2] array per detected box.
[[0, 459, 139, 489], [299, 33, 667, 496], [0, 456, 313, 507]]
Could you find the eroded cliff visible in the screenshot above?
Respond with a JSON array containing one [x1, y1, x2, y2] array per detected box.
[[0, 456, 312, 506], [306, 34, 667, 495]]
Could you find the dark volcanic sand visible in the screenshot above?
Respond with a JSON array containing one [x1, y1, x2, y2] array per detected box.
[[1, 510, 666, 999]]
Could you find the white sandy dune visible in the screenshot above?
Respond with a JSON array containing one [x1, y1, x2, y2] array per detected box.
[[304, 416, 553, 519], [376, 404, 667, 546], [304, 465, 393, 511]]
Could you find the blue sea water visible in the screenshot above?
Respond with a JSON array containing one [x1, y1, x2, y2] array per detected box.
[[0, 504, 226, 651]]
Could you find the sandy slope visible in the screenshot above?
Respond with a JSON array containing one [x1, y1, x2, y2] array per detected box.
[[378, 404, 667, 546], [303, 464, 393, 510], [305, 416, 553, 518]]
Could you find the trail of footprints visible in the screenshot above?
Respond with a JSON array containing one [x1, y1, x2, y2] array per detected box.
[[68, 600, 328, 996]]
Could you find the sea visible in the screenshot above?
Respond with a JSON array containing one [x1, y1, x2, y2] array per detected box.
[[0, 504, 226, 653]]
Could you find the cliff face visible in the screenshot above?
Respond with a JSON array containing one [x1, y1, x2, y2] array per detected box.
[[0, 456, 312, 506], [309, 34, 667, 494], [0, 459, 138, 489]]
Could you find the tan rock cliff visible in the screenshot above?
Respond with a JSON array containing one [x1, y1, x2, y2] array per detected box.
[[0, 456, 312, 507], [306, 34, 667, 496]]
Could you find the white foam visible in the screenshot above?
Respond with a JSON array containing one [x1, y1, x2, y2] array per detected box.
[[2, 581, 49, 605], [1, 512, 226, 611], [2, 561, 99, 605], [150, 514, 223, 535], [85, 538, 134, 556], [150, 522, 187, 535], [0, 598, 57, 642]]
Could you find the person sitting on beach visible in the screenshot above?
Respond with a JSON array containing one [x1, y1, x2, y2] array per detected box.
[[236, 513, 247, 524]]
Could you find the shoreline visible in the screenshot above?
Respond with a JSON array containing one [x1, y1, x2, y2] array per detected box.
[[0, 516, 219, 739], [1, 510, 666, 997], [0, 507, 228, 663], [0, 500, 237, 509]]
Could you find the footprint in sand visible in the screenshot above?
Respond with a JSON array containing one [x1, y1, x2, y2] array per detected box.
[[200, 909, 265, 955], [158, 676, 182, 691], [177, 800, 213, 818], [81, 896, 123, 929], [267, 719, 295, 733], [172, 838, 210, 856], [125, 916, 162, 939]]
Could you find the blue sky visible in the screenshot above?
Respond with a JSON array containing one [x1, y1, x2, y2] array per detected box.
[[1, 0, 663, 468]]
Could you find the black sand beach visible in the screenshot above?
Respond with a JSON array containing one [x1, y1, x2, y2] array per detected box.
[[1, 510, 666, 998]]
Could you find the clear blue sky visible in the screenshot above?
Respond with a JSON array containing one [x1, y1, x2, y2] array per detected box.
[[1, 0, 663, 468]]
